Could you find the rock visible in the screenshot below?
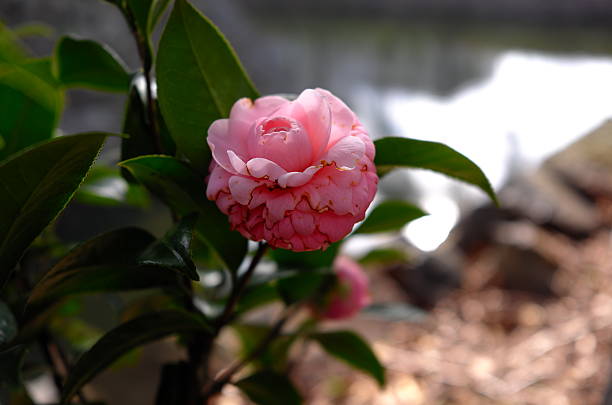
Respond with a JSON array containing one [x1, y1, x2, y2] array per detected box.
[[386, 251, 463, 309]]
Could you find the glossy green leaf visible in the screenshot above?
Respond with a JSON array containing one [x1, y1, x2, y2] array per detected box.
[[0, 59, 63, 160], [311, 331, 385, 387], [54, 36, 131, 92], [60, 310, 212, 404], [374, 137, 497, 204], [277, 270, 334, 305], [26, 228, 181, 311], [235, 370, 302, 405], [0, 300, 17, 345], [271, 242, 340, 271], [119, 155, 247, 271], [156, 0, 259, 172], [120, 77, 175, 182], [140, 213, 199, 280], [0, 133, 109, 288], [76, 165, 150, 207], [354, 200, 427, 234]]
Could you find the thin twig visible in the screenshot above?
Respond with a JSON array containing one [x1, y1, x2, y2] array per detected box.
[[39, 330, 88, 403], [202, 304, 301, 399], [215, 242, 269, 329], [120, 4, 164, 154]]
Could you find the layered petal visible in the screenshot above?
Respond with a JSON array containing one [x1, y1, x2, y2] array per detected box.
[[275, 89, 331, 160], [315, 88, 356, 148], [247, 116, 313, 171], [321, 135, 365, 170], [206, 89, 379, 252]]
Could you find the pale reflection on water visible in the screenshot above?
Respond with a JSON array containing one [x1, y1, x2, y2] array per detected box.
[[373, 51, 612, 251]]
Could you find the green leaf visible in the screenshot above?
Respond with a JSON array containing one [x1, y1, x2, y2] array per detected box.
[[271, 242, 340, 271], [374, 137, 497, 204], [140, 213, 199, 280], [54, 36, 131, 92], [156, 0, 259, 172], [358, 248, 407, 265], [125, 0, 154, 38], [0, 300, 17, 345], [26, 228, 181, 311], [0, 133, 109, 288], [236, 282, 279, 315], [311, 331, 385, 387], [148, 0, 172, 33], [60, 310, 212, 404], [235, 370, 302, 405], [0, 59, 64, 160], [233, 324, 295, 371], [119, 155, 247, 271], [277, 270, 334, 305], [354, 200, 427, 234], [0, 23, 29, 63], [120, 77, 175, 182], [76, 165, 150, 207]]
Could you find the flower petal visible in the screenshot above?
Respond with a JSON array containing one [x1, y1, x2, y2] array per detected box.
[[277, 165, 322, 188], [246, 157, 287, 180], [322, 135, 365, 170], [227, 150, 249, 175], [315, 88, 356, 148], [228, 176, 260, 205], [206, 163, 231, 200], [276, 89, 331, 160]]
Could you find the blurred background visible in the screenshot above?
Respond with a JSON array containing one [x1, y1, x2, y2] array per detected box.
[[4, 0, 612, 403]]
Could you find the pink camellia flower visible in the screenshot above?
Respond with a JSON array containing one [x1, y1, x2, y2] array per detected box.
[[314, 256, 371, 320], [206, 88, 378, 251]]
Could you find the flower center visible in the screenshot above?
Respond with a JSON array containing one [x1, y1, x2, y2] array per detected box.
[[248, 116, 314, 173], [256, 117, 299, 144], [261, 117, 293, 135]]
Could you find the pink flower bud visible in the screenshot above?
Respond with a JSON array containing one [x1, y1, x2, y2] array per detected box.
[[314, 256, 371, 320], [206, 89, 378, 251]]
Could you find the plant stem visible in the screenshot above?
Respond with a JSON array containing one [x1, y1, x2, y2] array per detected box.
[[120, 5, 164, 154], [201, 304, 301, 399], [215, 242, 268, 329], [186, 243, 268, 404], [39, 330, 88, 403]]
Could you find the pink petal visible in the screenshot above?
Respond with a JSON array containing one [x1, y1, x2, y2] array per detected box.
[[206, 163, 231, 200], [229, 96, 287, 130], [227, 150, 249, 175], [247, 116, 313, 172], [228, 176, 260, 205], [277, 165, 322, 188], [321, 135, 365, 170], [265, 192, 296, 224], [207, 119, 237, 173], [291, 211, 316, 235], [317, 214, 355, 242], [315, 88, 356, 148], [246, 158, 287, 180], [276, 89, 331, 160]]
